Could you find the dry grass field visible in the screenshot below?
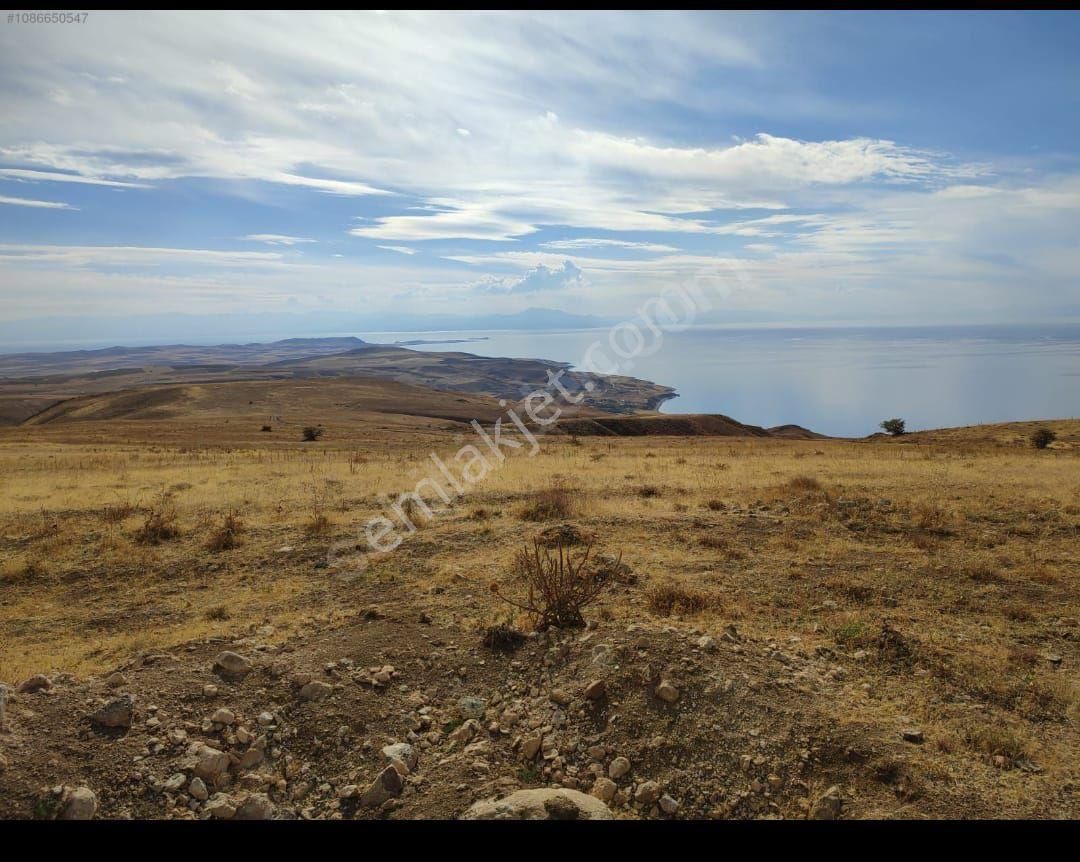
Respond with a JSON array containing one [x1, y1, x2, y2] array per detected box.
[[0, 407, 1077, 819]]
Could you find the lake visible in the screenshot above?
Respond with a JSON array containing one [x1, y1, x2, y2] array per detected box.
[[353, 324, 1080, 438]]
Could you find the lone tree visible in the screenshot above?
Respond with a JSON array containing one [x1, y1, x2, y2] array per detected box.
[[301, 426, 325, 442], [1032, 428, 1056, 450], [880, 418, 906, 436]]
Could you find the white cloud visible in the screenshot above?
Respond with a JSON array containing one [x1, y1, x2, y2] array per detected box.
[[0, 168, 149, 188], [377, 245, 417, 255], [473, 260, 585, 294], [0, 194, 77, 210], [540, 238, 679, 253], [242, 234, 316, 245]]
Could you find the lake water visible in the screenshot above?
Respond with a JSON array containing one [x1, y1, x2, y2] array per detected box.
[[353, 324, 1080, 438]]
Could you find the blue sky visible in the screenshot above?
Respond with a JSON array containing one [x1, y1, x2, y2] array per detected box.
[[1, 10, 1079, 330]]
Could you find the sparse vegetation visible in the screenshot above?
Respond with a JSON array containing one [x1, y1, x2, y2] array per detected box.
[[880, 418, 906, 436], [206, 509, 244, 551], [133, 491, 180, 544], [518, 484, 575, 521], [1032, 427, 1056, 449], [492, 538, 605, 629], [302, 425, 325, 442], [646, 580, 717, 616]]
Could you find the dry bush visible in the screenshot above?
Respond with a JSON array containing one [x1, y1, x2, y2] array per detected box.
[[205, 605, 231, 621], [787, 475, 823, 494], [536, 523, 592, 548], [302, 426, 325, 442], [134, 491, 180, 545], [699, 533, 729, 551], [646, 580, 717, 616], [207, 510, 244, 552], [637, 484, 662, 498], [102, 500, 136, 524], [518, 485, 575, 522], [963, 723, 1031, 762], [492, 538, 605, 629], [705, 499, 727, 511]]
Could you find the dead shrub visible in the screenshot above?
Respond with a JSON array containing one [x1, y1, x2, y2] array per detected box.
[[705, 499, 726, 511], [134, 492, 180, 545], [518, 485, 575, 522], [787, 475, 823, 494], [591, 553, 635, 585], [205, 605, 231, 621], [102, 500, 136, 524], [637, 484, 662, 498], [301, 426, 325, 442], [491, 538, 605, 630], [646, 580, 717, 616], [699, 534, 729, 551], [536, 523, 592, 548], [207, 510, 244, 552]]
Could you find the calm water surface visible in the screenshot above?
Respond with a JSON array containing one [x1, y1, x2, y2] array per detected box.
[[353, 324, 1080, 437]]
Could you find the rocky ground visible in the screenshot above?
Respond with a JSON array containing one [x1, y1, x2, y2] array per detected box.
[[3, 574, 1061, 821]]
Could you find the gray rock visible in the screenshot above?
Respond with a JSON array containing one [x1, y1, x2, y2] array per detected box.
[[359, 766, 404, 808], [659, 794, 679, 814], [298, 680, 333, 702], [655, 680, 680, 703], [591, 777, 617, 803], [608, 756, 631, 779], [194, 744, 230, 781], [234, 793, 275, 820], [90, 694, 135, 729], [463, 788, 613, 820], [457, 696, 486, 720], [635, 780, 661, 805], [901, 728, 925, 744], [203, 793, 236, 819], [105, 672, 128, 689], [583, 679, 606, 700], [381, 742, 418, 772], [213, 651, 252, 682], [188, 777, 209, 801], [17, 674, 51, 694], [59, 786, 97, 820]]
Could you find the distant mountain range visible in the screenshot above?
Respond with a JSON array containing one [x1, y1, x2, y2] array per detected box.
[[0, 308, 610, 353]]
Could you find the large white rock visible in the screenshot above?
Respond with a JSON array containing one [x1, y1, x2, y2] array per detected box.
[[462, 788, 613, 820]]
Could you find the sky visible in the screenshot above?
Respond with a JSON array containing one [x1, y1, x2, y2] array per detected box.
[[1, 10, 1079, 335]]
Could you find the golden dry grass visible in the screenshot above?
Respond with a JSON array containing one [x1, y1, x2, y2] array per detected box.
[[0, 419, 1077, 801]]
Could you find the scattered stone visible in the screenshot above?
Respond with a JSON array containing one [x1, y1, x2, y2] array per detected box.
[[57, 786, 97, 820], [163, 773, 187, 792], [234, 793, 275, 820], [189, 777, 209, 801], [520, 733, 543, 760], [105, 672, 128, 689], [549, 688, 572, 706], [655, 680, 680, 703], [359, 766, 404, 808], [202, 684, 218, 698], [204, 793, 237, 819], [608, 756, 631, 780], [659, 794, 679, 815], [213, 651, 252, 682], [635, 780, 661, 805], [457, 696, 486, 720], [591, 777, 617, 803], [583, 680, 606, 700], [17, 674, 52, 694], [194, 744, 230, 781], [90, 694, 135, 729], [299, 680, 333, 702], [463, 788, 613, 820], [901, 728, 925, 745], [211, 707, 236, 725], [382, 742, 418, 773]]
